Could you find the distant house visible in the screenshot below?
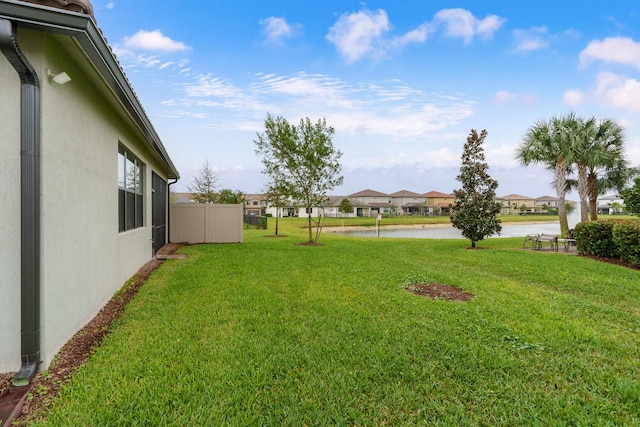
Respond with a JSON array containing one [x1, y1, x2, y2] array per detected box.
[[348, 189, 394, 216], [597, 194, 625, 215], [0, 0, 179, 381], [535, 195, 559, 211], [319, 196, 372, 218], [390, 190, 427, 215], [498, 194, 539, 215], [423, 191, 454, 216], [244, 193, 267, 216]]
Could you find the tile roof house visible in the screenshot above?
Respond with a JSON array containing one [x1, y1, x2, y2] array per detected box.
[[497, 194, 539, 215], [423, 191, 454, 215], [0, 0, 179, 383], [390, 190, 427, 215]]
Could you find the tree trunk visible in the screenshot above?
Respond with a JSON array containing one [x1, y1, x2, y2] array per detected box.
[[577, 164, 589, 222], [587, 173, 599, 221], [275, 207, 279, 235], [555, 161, 570, 238], [307, 211, 313, 243]]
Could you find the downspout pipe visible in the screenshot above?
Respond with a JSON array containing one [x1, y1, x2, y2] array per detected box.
[[167, 178, 178, 243], [0, 18, 41, 385]]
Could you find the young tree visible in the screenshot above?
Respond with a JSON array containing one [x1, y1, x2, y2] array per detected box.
[[263, 176, 290, 236], [255, 114, 343, 244], [187, 159, 218, 203], [339, 198, 353, 217], [450, 129, 502, 248], [218, 188, 245, 204]]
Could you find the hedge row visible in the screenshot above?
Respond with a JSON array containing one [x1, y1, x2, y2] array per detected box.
[[575, 219, 640, 267]]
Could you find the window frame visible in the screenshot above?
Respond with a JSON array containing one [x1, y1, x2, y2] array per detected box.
[[118, 145, 145, 232]]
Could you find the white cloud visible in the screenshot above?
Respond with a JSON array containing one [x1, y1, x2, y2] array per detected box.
[[326, 9, 392, 63], [106, 2, 114, 9], [579, 37, 640, 69], [513, 26, 549, 52], [260, 17, 301, 45], [433, 8, 505, 44], [593, 72, 640, 112], [326, 8, 503, 63], [563, 89, 586, 107], [124, 30, 190, 52]]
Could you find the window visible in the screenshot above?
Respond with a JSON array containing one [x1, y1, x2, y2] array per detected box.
[[118, 146, 144, 232]]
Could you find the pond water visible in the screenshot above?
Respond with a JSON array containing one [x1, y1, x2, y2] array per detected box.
[[340, 207, 581, 240], [341, 222, 561, 239]]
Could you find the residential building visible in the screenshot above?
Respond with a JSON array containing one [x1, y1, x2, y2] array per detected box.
[[348, 189, 394, 216], [0, 0, 179, 381], [423, 191, 454, 216], [390, 190, 428, 215], [497, 194, 539, 215]]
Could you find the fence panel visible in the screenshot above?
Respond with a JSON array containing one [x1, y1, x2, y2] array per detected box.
[[170, 204, 243, 243]]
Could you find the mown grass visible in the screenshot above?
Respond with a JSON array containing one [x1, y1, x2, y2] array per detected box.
[[34, 225, 639, 426]]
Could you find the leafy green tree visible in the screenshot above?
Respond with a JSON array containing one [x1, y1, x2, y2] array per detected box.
[[218, 188, 245, 204], [620, 177, 640, 216], [255, 114, 343, 244], [517, 115, 572, 237], [187, 159, 218, 203], [339, 198, 353, 217], [450, 129, 502, 248]]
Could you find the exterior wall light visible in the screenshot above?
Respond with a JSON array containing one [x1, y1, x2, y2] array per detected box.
[[46, 69, 71, 85]]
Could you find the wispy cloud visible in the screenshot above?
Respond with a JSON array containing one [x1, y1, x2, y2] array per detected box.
[[512, 26, 549, 52], [124, 30, 190, 52], [260, 17, 301, 45], [169, 71, 475, 138], [433, 8, 505, 44]]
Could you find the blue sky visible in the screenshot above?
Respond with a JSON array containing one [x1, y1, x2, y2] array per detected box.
[[92, 1, 640, 197]]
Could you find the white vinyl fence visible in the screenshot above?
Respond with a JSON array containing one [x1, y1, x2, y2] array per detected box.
[[170, 204, 243, 243]]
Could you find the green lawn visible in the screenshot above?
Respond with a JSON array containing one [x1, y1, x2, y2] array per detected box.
[[35, 225, 639, 425]]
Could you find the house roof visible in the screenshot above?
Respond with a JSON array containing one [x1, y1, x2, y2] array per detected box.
[[423, 191, 453, 198], [0, 0, 179, 179], [348, 189, 390, 198], [20, 0, 93, 17], [390, 190, 423, 197], [500, 194, 533, 200], [535, 195, 557, 201], [321, 196, 369, 208]]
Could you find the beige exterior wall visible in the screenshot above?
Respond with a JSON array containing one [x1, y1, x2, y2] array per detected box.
[[0, 42, 22, 373], [170, 204, 243, 243], [0, 30, 172, 372]]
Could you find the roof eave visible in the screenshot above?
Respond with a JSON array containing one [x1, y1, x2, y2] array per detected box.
[[0, 0, 180, 179]]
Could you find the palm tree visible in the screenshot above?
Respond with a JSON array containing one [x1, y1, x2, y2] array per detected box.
[[517, 115, 572, 238], [584, 118, 630, 220], [565, 114, 593, 222]]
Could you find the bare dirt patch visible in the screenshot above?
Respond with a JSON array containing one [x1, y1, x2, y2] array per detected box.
[[405, 283, 475, 301], [296, 241, 325, 247], [4, 243, 184, 425]]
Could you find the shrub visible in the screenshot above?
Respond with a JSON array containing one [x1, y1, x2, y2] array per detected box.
[[575, 221, 618, 258], [613, 222, 640, 268]]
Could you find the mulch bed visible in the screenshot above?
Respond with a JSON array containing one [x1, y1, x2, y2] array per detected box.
[[405, 283, 475, 301], [1, 243, 183, 425]]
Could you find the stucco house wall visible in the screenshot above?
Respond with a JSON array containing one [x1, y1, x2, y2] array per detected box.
[[0, 5, 178, 374]]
